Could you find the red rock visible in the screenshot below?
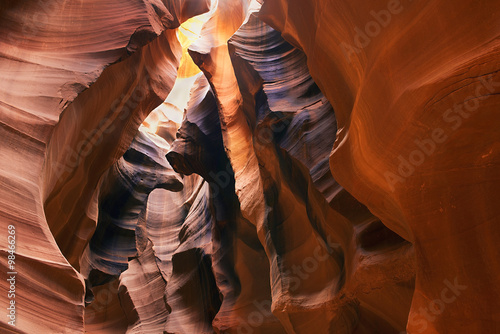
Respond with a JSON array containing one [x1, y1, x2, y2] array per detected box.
[[261, 0, 500, 332], [1, 0, 498, 333], [0, 0, 207, 332]]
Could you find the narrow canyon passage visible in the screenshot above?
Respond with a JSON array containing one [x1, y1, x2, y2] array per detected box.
[[0, 1, 499, 333]]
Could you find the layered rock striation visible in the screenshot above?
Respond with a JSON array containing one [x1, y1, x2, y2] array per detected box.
[[0, 0, 498, 333], [260, 0, 500, 332]]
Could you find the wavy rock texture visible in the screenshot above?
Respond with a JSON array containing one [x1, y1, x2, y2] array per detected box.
[[0, 0, 207, 332], [83, 77, 224, 333], [167, 74, 287, 333], [260, 0, 500, 333], [227, 14, 414, 333], [80, 129, 183, 287], [0, 0, 498, 333]]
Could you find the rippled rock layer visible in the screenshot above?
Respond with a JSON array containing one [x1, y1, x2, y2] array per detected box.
[[0, 0, 498, 333]]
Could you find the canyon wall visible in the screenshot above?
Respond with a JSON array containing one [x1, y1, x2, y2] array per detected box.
[[0, 0, 498, 333], [260, 0, 500, 332]]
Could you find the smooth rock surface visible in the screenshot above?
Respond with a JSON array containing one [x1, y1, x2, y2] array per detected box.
[[260, 0, 500, 332], [0, 0, 498, 333]]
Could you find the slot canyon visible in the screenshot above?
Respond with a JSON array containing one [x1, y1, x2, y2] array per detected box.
[[0, 0, 499, 333]]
